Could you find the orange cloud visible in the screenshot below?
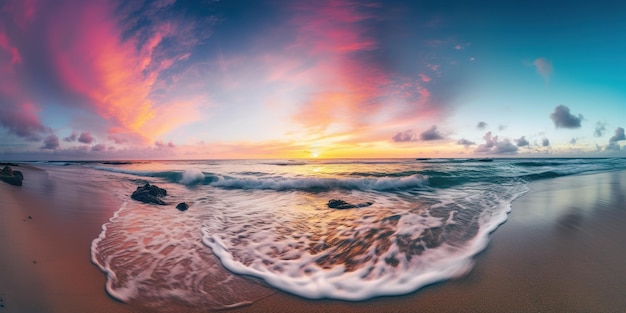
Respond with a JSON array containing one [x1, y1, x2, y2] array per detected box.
[[287, 1, 393, 131], [47, 1, 201, 144], [259, 0, 451, 152]]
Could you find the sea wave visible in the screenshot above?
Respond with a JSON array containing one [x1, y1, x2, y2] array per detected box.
[[92, 166, 218, 186], [91, 166, 428, 191], [263, 161, 308, 166], [179, 169, 206, 185], [211, 174, 428, 191], [90, 158, 626, 192]]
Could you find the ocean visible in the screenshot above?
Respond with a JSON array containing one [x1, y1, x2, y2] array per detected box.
[[33, 158, 626, 309]]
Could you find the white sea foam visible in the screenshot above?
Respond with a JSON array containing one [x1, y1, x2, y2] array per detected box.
[[201, 183, 529, 300], [90, 184, 273, 310], [91, 166, 161, 177], [211, 174, 428, 191], [179, 169, 205, 185]]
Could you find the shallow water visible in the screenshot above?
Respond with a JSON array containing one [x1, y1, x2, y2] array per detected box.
[[39, 158, 626, 309]]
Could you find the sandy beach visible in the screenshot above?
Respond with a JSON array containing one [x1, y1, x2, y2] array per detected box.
[[0, 165, 146, 313], [1, 165, 626, 312]]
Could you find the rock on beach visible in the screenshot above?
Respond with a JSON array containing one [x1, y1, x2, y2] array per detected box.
[[327, 199, 373, 209], [0, 165, 23, 186], [131, 183, 167, 205]]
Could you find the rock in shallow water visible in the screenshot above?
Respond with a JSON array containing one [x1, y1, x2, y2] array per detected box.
[[0, 165, 23, 186], [131, 183, 167, 205], [327, 199, 373, 209], [176, 202, 189, 211]]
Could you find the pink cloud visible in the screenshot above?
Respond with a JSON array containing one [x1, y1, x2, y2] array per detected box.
[[251, 0, 456, 147], [64, 131, 78, 142], [533, 57, 553, 82], [286, 1, 392, 130], [0, 30, 21, 65], [155, 140, 175, 149], [0, 103, 49, 141], [41, 134, 59, 150], [91, 143, 106, 152], [418, 74, 431, 82], [78, 131, 95, 144], [1, 0, 35, 30], [291, 1, 377, 54], [416, 83, 431, 99], [108, 135, 127, 144], [45, 1, 202, 144], [293, 58, 391, 129], [0, 23, 49, 142]]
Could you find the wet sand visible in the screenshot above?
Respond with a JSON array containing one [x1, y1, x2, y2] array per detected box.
[[0, 165, 147, 313], [1, 165, 626, 312]]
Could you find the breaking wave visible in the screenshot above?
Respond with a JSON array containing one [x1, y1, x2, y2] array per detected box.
[[211, 174, 428, 192], [90, 166, 428, 191], [91, 166, 217, 186]]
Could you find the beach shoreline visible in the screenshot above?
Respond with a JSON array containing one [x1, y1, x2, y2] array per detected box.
[[1, 164, 626, 312], [0, 165, 146, 313]]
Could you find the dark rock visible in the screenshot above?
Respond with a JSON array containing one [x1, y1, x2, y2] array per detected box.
[[327, 199, 349, 208], [176, 202, 189, 211], [0, 165, 12, 176], [0, 166, 23, 186], [327, 199, 373, 210], [131, 183, 167, 205]]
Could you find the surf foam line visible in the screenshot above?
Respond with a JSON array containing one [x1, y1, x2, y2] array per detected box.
[[90, 202, 136, 301], [91, 166, 216, 186], [91, 165, 427, 191], [202, 182, 529, 301], [91, 198, 275, 309], [210, 174, 428, 192]]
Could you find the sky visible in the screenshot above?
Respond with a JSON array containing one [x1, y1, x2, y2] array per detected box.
[[1, 0, 625, 160]]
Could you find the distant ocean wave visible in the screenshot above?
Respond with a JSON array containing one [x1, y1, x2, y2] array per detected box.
[[92, 166, 218, 186], [211, 174, 428, 191], [91, 166, 427, 191], [91, 158, 626, 191]]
